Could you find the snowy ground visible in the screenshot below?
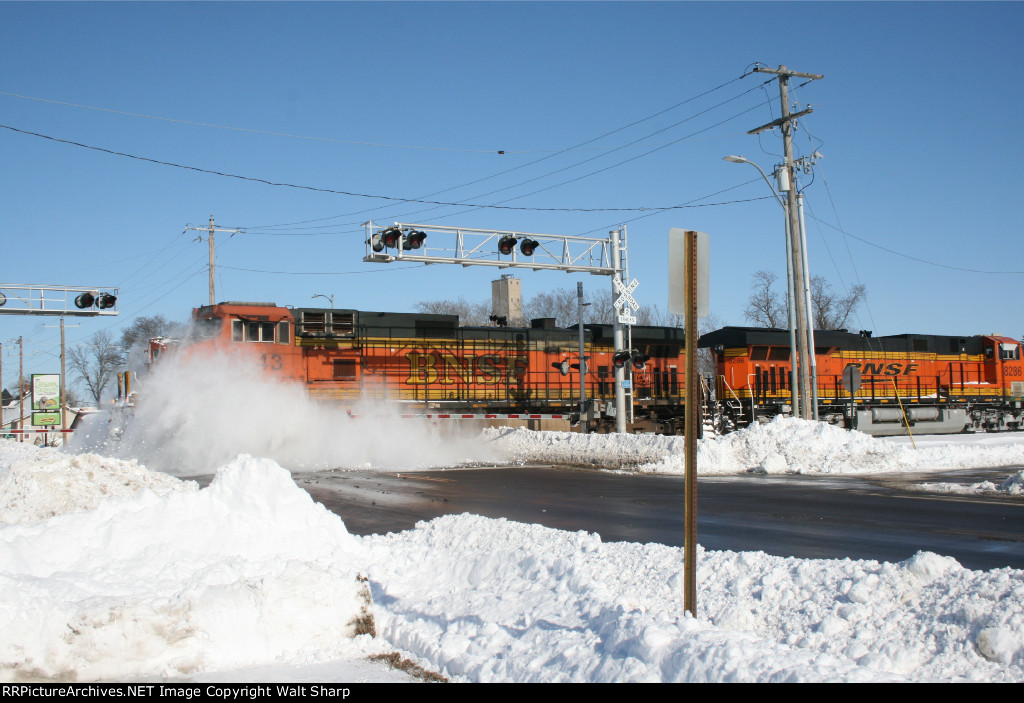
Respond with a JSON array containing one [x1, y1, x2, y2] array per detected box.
[[1, 419, 1023, 682]]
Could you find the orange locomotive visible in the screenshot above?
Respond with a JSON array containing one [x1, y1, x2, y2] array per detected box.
[[700, 327, 1024, 435], [150, 301, 697, 433]]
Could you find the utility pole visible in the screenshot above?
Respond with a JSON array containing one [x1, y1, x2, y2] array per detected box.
[[60, 318, 67, 431], [186, 216, 244, 306], [18, 336, 24, 439], [208, 215, 215, 305], [750, 65, 823, 420], [576, 282, 589, 434]]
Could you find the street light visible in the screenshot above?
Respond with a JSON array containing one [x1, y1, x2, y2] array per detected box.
[[724, 154, 803, 418], [312, 294, 334, 308]]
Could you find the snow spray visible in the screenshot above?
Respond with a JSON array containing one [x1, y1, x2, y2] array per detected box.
[[68, 349, 496, 475]]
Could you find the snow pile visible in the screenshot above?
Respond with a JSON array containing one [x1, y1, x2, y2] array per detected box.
[[0, 452, 375, 682], [916, 470, 1024, 497], [0, 443, 194, 524], [366, 515, 1023, 682], [486, 417, 1024, 475], [2, 436, 1024, 682]]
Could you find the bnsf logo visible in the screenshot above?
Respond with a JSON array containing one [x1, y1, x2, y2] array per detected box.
[[844, 362, 920, 376], [406, 352, 529, 385]]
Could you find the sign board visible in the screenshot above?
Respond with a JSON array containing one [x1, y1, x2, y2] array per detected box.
[[667, 229, 709, 317], [32, 412, 61, 426], [31, 374, 61, 411], [617, 314, 637, 325], [842, 365, 862, 393], [613, 277, 640, 312]]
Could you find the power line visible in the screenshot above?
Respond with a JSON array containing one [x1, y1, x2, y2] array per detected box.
[[0, 90, 512, 154], [806, 214, 1024, 274], [0, 123, 778, 214], [242, 71, 758, 229]]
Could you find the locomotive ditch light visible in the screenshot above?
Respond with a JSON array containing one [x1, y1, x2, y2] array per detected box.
[[369, 234, 385, 252], [406, 230, 427, 249], [498, 236, 517, 256], [380, 227, 402, 248], [612, 350, 632, 369], [74, 292, 96, 309], [519, 238, 540, 256], [96, 293, 117, 309]]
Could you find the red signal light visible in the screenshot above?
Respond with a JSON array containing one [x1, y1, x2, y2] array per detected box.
[[498, 236, 517, 255], [519, 238, 539, 256]]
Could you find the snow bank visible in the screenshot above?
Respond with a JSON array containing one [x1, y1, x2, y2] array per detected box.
[[0, 443, 193, 524], [486, 417, 1024, 475], [2, 435, 1023, 682], [366, 515, 1024, 682], [0, 451, 374, 682], [916, 470, 1024, 497]]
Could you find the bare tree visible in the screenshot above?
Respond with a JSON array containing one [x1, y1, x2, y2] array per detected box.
[[524, 287, 615, 327], [119, 314, 179, 353], [744, 270, 866, 331], [67, 330, 124, 403], [414, 296, 492, 326], [810, 276, 866, 331], [743, 270, 787, 328]]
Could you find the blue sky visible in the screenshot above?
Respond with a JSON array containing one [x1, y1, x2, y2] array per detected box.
[[2, 1, 1022, 393]]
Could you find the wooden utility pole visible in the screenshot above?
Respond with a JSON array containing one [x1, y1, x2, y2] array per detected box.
[[208, 215, 216, 305], [185, 216, 243, 306], [751, 65, 823, 420]]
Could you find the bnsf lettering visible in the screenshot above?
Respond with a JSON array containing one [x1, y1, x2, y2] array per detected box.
[[844, 362, 919, 376], [405, 352, 528, 385]]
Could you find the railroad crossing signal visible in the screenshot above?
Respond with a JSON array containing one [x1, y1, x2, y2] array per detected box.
[[613, 277, 640, 325]]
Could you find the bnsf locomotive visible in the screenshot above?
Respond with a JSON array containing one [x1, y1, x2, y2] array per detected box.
[[148, 301, 1024, 436], [149, 301, 696, 433], [701, 327, 1024, 435]]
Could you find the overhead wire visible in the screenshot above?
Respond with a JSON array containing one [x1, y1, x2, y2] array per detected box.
[[242, 71, 758, 230]]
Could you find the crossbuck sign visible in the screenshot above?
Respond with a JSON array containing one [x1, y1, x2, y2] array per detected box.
[[613, 277, 640, 325]]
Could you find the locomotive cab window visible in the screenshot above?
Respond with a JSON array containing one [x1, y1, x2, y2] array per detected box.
[[247, 321, 276, 343], [192, 318, 222, 340], [232, 319, 277, 343], [1001, 343, 1020, 361]]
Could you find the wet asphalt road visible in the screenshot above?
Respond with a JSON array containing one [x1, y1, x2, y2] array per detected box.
[[293, 464, 1024, 571]]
